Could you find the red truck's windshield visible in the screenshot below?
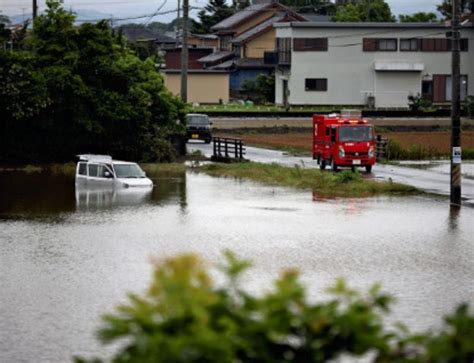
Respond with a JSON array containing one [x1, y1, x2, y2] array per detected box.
[[338, 126, 373, 142]]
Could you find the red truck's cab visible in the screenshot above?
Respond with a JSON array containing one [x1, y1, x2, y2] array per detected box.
[[312, 111, 376, 172]]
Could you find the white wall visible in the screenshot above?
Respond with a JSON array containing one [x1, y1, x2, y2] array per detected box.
[[275, 26, 474, 108]]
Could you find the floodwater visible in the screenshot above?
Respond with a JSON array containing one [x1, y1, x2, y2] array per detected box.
[[0, 169, 473, 363]]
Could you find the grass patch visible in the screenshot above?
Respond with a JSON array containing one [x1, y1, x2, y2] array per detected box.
[[197, 162, 418, 198], [141, 163, 186, 175]]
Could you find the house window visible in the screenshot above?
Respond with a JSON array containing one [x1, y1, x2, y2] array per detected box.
[[277, 37, 291, 64], [420, 38, 468, 52], [433, 74, 468, 102], [293, 38, 328, 51], [400, 38, 419, 51], [378, 39, 397, 51], [445, 75, 468, 101], [305, 78, 327, 91], [363, 38, 397, 51], [220, 35, 232, 51]]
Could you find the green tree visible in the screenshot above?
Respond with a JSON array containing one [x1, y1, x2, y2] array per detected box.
[[279, 0, 336, 15], [437, 0, 473, 19], [334, 0, 396, 22], [0, 23, 10, 45], [76, 252, 474, 363], [0, 0, 185, 163], [232, 0, 250, 10], [191, 0, 235, 34], [0, 14, 11, 25], [399, 12, 439, 22]]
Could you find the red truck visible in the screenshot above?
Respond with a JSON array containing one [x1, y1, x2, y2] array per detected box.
[[312, 111, 376, 172]]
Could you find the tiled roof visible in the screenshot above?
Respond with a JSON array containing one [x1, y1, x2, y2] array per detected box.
[[211, 2, 272, 31], [231, 16, 283, 44], [208, 59, 237, 70], [190, 33, 218, 40], [234, 58, 274, 68], [198, 51, 235, 63], [299, 14, 331, 22], [275, 22, 458, 29]]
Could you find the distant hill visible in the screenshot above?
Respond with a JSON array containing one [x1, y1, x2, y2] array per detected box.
[[9, 8, 111, 25]]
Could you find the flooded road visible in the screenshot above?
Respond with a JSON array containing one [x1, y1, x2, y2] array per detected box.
[[0, 169, 473, 362], [188, 142, 474, 203]]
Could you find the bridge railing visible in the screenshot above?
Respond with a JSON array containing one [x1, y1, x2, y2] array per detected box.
[[212, 137, 246, 162], [376, 136, 388, 160]]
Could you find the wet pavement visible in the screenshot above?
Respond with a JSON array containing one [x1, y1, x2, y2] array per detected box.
[[188, 142, 474, 204], [0, 169, 473, 362]]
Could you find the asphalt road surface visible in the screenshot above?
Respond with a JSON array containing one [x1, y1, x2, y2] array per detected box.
[[188, 141, 474, 205]]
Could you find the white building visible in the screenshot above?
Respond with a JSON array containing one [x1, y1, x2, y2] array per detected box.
[[274, 22, 474, 108]]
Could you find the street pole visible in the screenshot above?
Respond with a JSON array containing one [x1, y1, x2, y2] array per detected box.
[[450, 0, 462, 206], [180, 0, 188, 102], [32, 0, 38, 19]]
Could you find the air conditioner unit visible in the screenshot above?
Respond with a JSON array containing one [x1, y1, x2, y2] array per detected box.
[[366, 94, 375, 109]]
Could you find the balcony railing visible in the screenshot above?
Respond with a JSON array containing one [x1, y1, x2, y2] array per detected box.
[[263, 51, 291, 66], [277, 51, 291, 66]]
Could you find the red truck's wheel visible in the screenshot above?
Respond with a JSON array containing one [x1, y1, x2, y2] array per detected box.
[[320, 160, 326, 171]]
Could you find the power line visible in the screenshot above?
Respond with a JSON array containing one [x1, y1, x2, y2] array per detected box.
[[142, 0, 169, 26]]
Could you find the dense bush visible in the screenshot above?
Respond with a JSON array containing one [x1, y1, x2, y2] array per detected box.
[[407, 93, 432, 113], [76, 252, 474, 363], [242, 74, 275, 104], [0, 0, 186, 163]]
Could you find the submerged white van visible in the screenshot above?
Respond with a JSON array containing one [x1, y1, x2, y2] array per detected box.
[[75, 154, 153, 188]]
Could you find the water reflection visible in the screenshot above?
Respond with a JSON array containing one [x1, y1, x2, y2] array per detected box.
[[0, 171, 75, 218], [448, 204, 461, 232], [0, 168, 188, 218], [75, 185, 152, 211]]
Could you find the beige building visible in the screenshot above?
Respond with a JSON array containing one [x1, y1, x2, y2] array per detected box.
[[164, 70, 230, 104]]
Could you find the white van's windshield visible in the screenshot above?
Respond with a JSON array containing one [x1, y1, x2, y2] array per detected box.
[[114, 164, 146, 178], [339, 126, 373, 142]]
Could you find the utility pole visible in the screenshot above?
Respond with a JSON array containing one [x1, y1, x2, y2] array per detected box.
[[32, 0, 38, 19], [180, 0, 188, 102], [450, 0, 462, 206]]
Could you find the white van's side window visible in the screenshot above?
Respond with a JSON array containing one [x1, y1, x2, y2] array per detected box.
[[78, 163, 87, 176]]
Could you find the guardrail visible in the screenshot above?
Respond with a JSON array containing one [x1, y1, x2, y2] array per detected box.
[[212, 137, 246, 162]]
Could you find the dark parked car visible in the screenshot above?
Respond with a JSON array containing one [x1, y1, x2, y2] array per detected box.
[[186, 113, 212, 143]]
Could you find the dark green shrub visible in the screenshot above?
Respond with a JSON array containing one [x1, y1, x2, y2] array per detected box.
[[336, 169, 362, 183], [408, 93, 432, 112]]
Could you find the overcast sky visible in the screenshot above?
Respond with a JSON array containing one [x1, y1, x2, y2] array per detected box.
[[0, 0, 442, 22]]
